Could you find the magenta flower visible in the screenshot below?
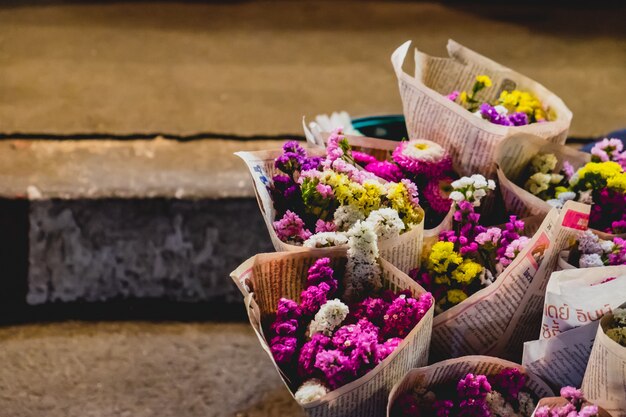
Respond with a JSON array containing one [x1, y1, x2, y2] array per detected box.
[[300, 282, 331, 316], [381, 293, 432, 339], [297, 333, 331, 377], [352, 151, 378, 166], [433, 399, 454, 417], [306, 258, 337, 293], [364, 161, 404, 182], [315, 219, 337, 233], [560, 386, 584, 405], [271, 319, 298, 336], [332, 321, 379, 373], [276, 298, 301, 321], [490, 367, 526, 401], [457, 373, 492, 399], [392, 140, 452, 178], [273, 210, 312, 243], [270, 335, 298, 366], [315, 182, 334, 199], [349, 297, 389, 327], [314, 349, 356, 389], [423, 177, 453, 214], [458, 398, 491, 417], [447, 90, 460, 101], [375, 337, 403, 363]]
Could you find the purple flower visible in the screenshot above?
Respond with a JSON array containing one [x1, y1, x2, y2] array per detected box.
[[563, 161, 576, 180], [300, 282, 331, 316], [507, 112, 529, 126], [306, 258, 337, 293], [314, 349, 356, 389], [490, 367, 526, 401], [271, 319, 298, 336], [273, 210, 312, 243], [352, 151, 378, 166], [364, 161, 404, 182], [270, 335, 298, 366], [479, 103, 512, 126], [560, 386, 584, 405], [381, 293, 433, 339], [276, 298, 301, 321], [332, 321, 379, 373], [447, 90, 460, 101], [375, 337, 403, 363], [349, 297, 389, 327], [433, 399, 454, 417], [297, 333, 331, 377], [302, 156, 323, 171], [457, 373, 492, 399]]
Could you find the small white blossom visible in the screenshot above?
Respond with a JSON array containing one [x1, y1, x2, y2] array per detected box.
[[600, 240, 615, 253], [294, 379, 329, 404], [344, 221, 382, 300], [303, 232, 349, 248], [449, 191, 464, 202], [546, 199, 563, 209], [452, 174, 496, 206], [333, 205, 365, 231], [365, 208, 405, 241], [308, 299, 349, 336]]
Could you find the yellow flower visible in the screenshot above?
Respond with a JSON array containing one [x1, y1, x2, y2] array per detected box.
[[446, 289, 468, 305], [578, 161, 623, 181], [459, 91, 468, 104], [498, 89, 550, 122], [386, 182, 424, 226], [607, 173, 626, 192], [475, 75, 492, 88], [451, 259, 483, 285], [427, 241, 462, 274], [434, 275, 451, 285]]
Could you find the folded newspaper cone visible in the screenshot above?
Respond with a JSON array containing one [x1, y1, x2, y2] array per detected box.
[[522, 266, 626, 389], [532, 397, 612, 417], [429, 201, 590, 363], [582, 308, 626, 417], [235, 148, 428, 274], [391, 40, 572, 180], [230, 248, 434, 417], [495, 133, 626, 241], [387, 355, 554, 417]]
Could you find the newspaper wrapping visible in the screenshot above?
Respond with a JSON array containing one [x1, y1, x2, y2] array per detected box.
[[429, 201, 591, 363], [495, 133, 626, 241], [391, 40, 572, 181], [522, 266, 626, 389], [230, 248, 435, 417], [582, 308, 626, 417], [531, 397, 613, 417], [235, 149, 426, 274], [386, 355, 554, 417]]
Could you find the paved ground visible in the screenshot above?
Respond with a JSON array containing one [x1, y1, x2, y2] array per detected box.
[[0, 1, 624, 137]]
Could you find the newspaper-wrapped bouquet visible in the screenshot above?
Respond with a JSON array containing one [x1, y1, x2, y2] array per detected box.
[[582, 307, 626, 417], [230, 221, 434, 417], [387, 356, 554, 417], [558, 230, 626, 270], [532, 386, 612, 417], [236, 131, 427, 274], [497, 134, 626, 239], [391, 40, 572, 180]]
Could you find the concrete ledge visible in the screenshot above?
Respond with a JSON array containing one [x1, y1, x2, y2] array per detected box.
[[0, 138, 282, 304]]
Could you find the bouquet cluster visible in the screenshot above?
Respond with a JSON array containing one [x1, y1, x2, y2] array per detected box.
[[351, 138, 457, 226], [447, 75, 552, 127], [410, 175, 530, 313], [567, 230, 626, 268], [523, 139, 626, 234], [605, 307, 626, 347], [270, 131, 423, 247], [391, 367, 536, 417], [268, 221, 433, 404], [534, 387, 600, 417]]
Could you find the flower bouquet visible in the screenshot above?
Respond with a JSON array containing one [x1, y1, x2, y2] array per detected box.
[[582, 306, 626, 417], [409, 174, 533, 314], [391, 40, 572, 179], [559, 230, 626, 270], [387, 355, 554, 417], [230, 222, 434, 417], [532, 386, 612, 417], [495, 133, 626, 237], [421, 194, 590, 361], [522, 265, 626, 389], [236, 133, 427, 273]]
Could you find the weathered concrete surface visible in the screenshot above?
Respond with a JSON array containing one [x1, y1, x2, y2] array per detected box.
[[0, 138, 284, 199], [27, 198, 273, 304], [0, 1, 624, 138], [0, 321, 305, 417]]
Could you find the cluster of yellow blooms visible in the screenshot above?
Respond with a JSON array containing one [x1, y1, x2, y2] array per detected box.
[[426, 241, 483, 306], [498, 89, 548, 122], [573, 161, 626, 192], [318, 172, 424, 227]]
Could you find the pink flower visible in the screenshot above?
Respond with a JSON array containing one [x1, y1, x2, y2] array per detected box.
[[300, 282, 331, 316], [306, 258, 337, 293], [315, 219, 337, 233], [273, 210, 312, 243], [375, 337, 403, 363], [560, 386, 584, 405], [270, 335, 298, 366], [297, 333, 331, 377], [392, 140, 452, 178], [423, 177, 453, 214], [314, 349, 356, 389], [315, 182, 334, 199], [457, 373, 492, 399], [381, 293, 432, 339], [352, 151, 378, 165], [325, 128, 346, 162], [364, 161, 404, 182], [447, 90, 460, 101], [490, 367, 526, 401]]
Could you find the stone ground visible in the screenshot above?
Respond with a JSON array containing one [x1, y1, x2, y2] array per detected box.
[[0, 1, 624, 417]]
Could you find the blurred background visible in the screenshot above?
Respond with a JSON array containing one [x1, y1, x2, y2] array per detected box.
[[0, 1, 624, 416]]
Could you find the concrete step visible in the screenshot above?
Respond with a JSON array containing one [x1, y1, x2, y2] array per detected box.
[[0, 138, 283, 305]]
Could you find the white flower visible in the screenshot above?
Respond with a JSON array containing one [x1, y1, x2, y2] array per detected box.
[[308, 299, 349, 336], [294, 379, 329, 404], [303, 232, 349, 248], [546, 199, 563, 208], [580, 253, 604, 268], [365, 208, 405, 241], [578, 230, 602, 255], [600, 240, 615, 253], [344, 220, 382, 300], [556, 191, 576, 202], [487, 179, 496, 190], [470, 174, 488, 189], [333, 205, 365, 231], [400, 139, 446, 162], [449, 191, 464, 202], [569, 171, 580, 187], [493, 105, 508, 115]]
